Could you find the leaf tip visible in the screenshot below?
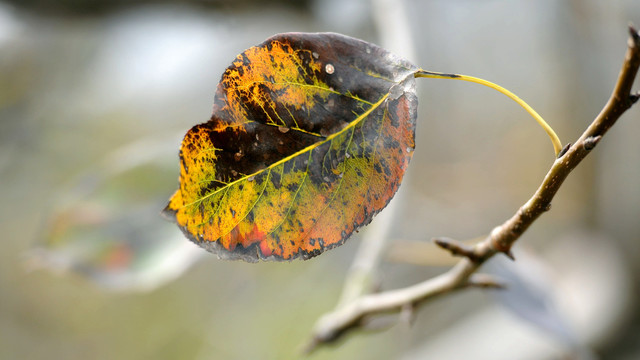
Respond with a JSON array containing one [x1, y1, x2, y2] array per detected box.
[[160, 204, 177, 223], [161, 190, 180, 223]]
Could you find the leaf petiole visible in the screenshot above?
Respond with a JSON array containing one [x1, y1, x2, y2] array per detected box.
[[415, 70, 563, 156]]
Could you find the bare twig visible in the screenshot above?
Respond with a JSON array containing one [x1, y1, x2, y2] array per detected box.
[[305, 25, 640, 353]]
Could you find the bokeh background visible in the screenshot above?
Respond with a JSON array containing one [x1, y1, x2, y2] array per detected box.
[[1, 0, 639, 359]]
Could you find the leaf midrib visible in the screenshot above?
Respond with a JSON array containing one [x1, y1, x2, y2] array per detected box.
[[182, 93, 389, 209]]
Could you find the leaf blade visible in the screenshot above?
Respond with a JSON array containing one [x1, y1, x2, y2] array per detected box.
[[164, 32, 418, 261]]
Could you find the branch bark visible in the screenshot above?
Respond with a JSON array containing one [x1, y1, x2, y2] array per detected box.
[[305, 25, 640, 353]]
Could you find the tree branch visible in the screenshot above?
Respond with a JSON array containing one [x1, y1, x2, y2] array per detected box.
[[305, 25, 640, 353]]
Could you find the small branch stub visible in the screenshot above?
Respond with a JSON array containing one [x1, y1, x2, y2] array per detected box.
[[433, 237, 480, 262], [400, 303, 416, 326], [630, 24, 639, 44], [503, 249, 516, 261]]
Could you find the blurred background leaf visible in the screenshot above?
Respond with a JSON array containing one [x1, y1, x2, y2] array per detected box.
[[27, 136, 204, 292]]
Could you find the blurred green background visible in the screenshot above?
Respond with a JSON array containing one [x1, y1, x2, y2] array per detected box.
[[1, 0, 639, 359]]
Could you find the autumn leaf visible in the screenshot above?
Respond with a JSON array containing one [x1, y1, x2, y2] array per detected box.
[[163, 32, 418, 261]]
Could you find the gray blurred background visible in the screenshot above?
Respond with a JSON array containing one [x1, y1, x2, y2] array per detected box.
[[1, 0, 639, 359]]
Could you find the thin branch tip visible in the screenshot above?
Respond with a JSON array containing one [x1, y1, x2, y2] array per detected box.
[[432, 237, 452, 247], [629, 23, 639, 43], [304, 326, 343, 355], [433, 237, 480, 261], [302, 338, 318, 355], [504, 250, 516, 261]]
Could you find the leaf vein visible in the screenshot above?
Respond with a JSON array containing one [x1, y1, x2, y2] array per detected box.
[[180, 94, 388, 209], [217, 167, 273, 239]]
